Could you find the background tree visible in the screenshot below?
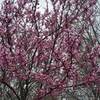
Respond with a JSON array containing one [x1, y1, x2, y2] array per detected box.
[[0, 0, 99, 100]]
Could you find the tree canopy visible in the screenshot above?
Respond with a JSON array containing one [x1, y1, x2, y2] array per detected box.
[[0, 0, 99, 100]]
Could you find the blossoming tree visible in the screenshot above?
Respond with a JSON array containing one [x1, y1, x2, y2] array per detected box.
[[0, 0, 99, 100]]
